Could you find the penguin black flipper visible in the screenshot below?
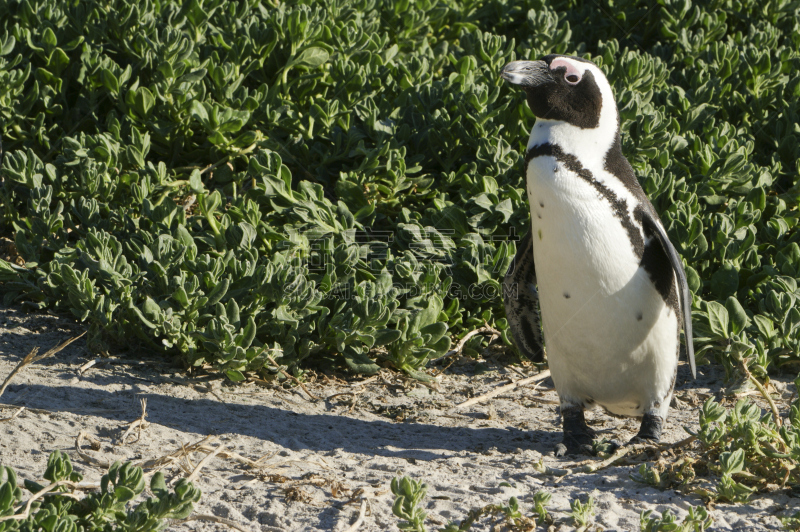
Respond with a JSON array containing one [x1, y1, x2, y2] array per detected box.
[[502, 230, 544, 362], [639, 208, 696, 378]]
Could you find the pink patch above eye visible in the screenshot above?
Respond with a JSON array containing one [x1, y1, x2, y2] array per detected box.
[[550, 58, 583, 84]]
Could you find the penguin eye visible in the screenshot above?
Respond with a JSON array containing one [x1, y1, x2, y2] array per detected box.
[[550, 58, 583, 85]]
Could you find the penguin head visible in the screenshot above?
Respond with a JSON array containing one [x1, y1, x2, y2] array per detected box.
[[501, 55, 611, 130]]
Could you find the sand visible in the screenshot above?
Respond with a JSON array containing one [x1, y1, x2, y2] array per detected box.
[[0, 306, 796, 531]]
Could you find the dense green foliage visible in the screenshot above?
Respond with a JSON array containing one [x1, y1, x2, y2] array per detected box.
[[0, 0, 799, 382], [640, 506, 713, 532], [0, 451, 200, 531]]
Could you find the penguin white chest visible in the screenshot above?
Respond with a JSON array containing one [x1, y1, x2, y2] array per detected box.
[[526, 155, 678, 415], [527, 156, 639, 296]]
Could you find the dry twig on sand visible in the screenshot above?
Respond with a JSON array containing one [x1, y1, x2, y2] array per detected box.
[[0, 406, 25, 423], [77, 358, 98, 375], [451, 370, 552, 410], [136, 435, 220, 471], [75, 431, 111, 469], [740, 358, 783, 429], [525, 396, 560, 405], [348, 375, 378, 387], [76, 431, 111, 469], [186, 442, 230, 483], [143, 435, 334, 482], [327, 391, 358, 401], [135, 434, 305, 475], [534, 446, 633, 477], [0, 332, 86, 399], [171, 514, 257, 532], [343, 497, 369, 532], [325, 390, 365, 413], [430, 326, 501, 364], [118, 397, 149, 445], [534, 435, 699, 477], [263, 351, 321, 402], [667, 434, 698, 450]]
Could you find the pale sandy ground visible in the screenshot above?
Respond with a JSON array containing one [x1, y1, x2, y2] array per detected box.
[[0, 306, 796, 531]]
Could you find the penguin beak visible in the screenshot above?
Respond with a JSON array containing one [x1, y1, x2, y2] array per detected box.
[[501, 60, 553, 88]]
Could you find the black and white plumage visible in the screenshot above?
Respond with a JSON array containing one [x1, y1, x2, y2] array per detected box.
[[501, 55, 695, 456]]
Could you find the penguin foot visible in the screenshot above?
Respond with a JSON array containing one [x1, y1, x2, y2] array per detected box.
[[630, 412, 663, 444], [554, 406, 597, 457], [554, 440, 593, 457]]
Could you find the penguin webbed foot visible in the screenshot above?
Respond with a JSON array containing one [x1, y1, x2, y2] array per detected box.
[[628, 412, 663, 445], [554, 406, 598, 457], [553, 436, 596, 457]]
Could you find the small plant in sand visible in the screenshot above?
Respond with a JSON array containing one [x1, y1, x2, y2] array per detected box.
[[391, 476, 429, 532], [640, 506, 713, 532], [0, 450, 200, 532], [568, 494, 595, 531], [438, 496, 538, 532], [631, 458, 697, 491], [782, 512, 800, 531], [390, 477, 715, 532], [391, 476, 558, 531], [530, 490, 553, 527]]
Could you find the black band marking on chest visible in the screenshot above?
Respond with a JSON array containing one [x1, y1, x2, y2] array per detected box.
[[604, 130, 648, 203], [526, 143, 644, 258]]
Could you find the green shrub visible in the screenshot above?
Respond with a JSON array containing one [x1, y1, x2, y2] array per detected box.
[[0, 450, 200, 532], [0, 0, 798, 381]]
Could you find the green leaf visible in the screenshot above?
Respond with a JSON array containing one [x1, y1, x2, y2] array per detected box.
[[719, 449, 745, 474], [294, 47, 330, 68], [101, 68, 119, 94], [342, 347, 380, 375], [41, 27, 57, 50], [188, 169, 205, 193], [178, 68, 207, 84], [711, 264, 738, 298], [129, 305, 157, 329], [190, 100, 209, 123], [150, 472, 167, 496], [404, 368, 435, 382], [226, 370, 246, 382], [753, 315, 775, 340], [419, 322, 447, 343], [226, 298, 240, 326], [417, 295, 443, 329], [206, 278, 230, 306], [707, 301, 730, 338], [172, 287, 190, 308], [0, 32, 15, 55], [725, 296, 749, 335], [142, 297, 161, 319], [0, 258, 24, 282], [240, 317, 256, 348], [133, 87, 155, 117], [374, 328, 403, 346], [114, 485, 136, 503], [685, 265, 701, 293]]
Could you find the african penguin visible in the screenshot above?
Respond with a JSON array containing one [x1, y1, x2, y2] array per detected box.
[[500, 55, 695, 456]]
